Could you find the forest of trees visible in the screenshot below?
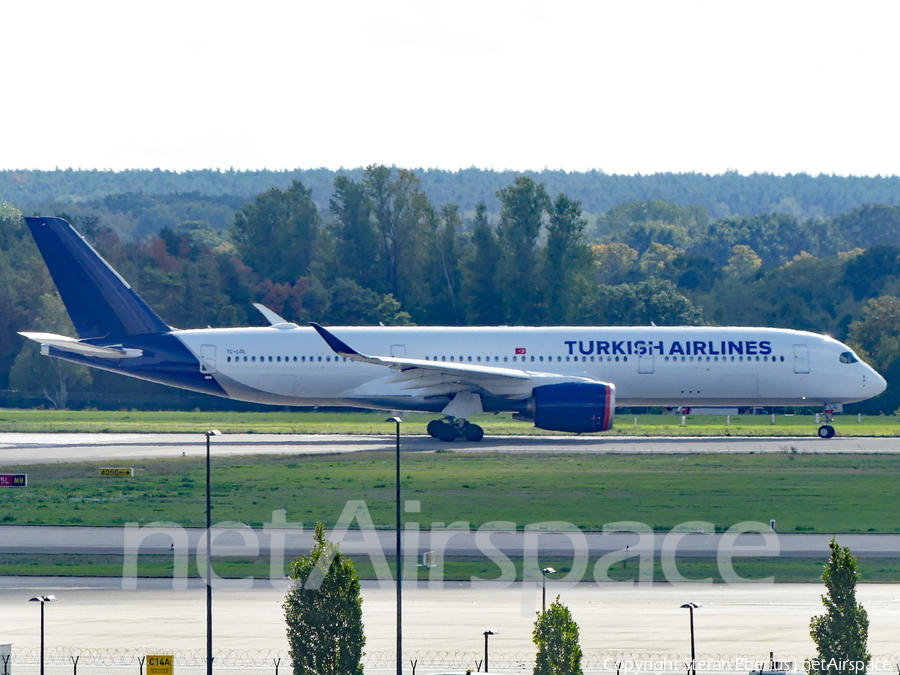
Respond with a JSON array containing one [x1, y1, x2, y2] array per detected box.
[[7, 167, 900, 224], [4, 166, 900, 413]]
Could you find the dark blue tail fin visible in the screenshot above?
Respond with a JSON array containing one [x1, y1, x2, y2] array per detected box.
[[25, 217, 170, 339]]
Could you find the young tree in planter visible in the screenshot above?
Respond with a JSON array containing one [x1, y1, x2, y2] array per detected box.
[[808, 539, 870, 675], [283, 522, 364, 675], [533, 596, 583, 675]]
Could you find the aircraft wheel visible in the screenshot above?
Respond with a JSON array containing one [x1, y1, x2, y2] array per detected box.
[[435, 422, 458, 442], [426, 420, 443, 439], [463, 423, 484, 442], [817, 424, 836, 439]]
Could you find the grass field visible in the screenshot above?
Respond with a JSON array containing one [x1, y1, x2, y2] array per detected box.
[[0, 408, 899, 436], [3, 451, 899, 533], [2, 409, 899, 580], [5, 552, 900, 583]]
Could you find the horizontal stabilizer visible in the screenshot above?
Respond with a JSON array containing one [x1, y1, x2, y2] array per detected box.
[[19, 332, 144, 359]]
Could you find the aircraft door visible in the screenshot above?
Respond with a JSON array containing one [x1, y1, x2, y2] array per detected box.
[[200, 344, 217, 374], [638, 353, 654, 374], [793, 344, 810, 374]]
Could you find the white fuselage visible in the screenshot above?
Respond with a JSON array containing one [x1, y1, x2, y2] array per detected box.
[[172, 325, 884, 412]]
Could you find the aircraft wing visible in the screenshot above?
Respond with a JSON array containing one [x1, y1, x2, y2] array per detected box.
[[19, 332, 144, 359], [310, 323, 597, 398]]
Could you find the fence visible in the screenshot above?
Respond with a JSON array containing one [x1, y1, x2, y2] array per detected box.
[[7, 649, 900, 675]]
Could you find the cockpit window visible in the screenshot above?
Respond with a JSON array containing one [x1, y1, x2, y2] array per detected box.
[[839, 351, 858, 364]]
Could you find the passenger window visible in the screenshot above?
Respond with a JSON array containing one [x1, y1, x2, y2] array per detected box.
[[839, 351, 858, 364]]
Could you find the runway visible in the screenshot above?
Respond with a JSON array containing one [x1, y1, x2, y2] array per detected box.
[[3, 524, 900, 560], [1, 432, 899, 467]]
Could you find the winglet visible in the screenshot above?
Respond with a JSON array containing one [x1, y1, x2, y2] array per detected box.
[[253, 303, 288, 325], [310, 323, 360, 356]]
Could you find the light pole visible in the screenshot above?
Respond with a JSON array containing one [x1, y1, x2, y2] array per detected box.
[[483, 630, 496, 673], [205, 429, 222, 675], [29, 595, 56, 675], [680, 603, 699, 675], [541, 566, 557, 610], [386, 417, 402, 675]]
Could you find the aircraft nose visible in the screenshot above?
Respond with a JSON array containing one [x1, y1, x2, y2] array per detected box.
[[869, 366, 887, 396]]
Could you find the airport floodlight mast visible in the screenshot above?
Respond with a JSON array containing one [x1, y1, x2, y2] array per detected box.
[[483, 630, 496, 673], [29, 595, 56, 675], [205, 430, 222, 675], [680, 603, 700, 675], [386, 417, 402, 675], [541, 567, 557, 610]]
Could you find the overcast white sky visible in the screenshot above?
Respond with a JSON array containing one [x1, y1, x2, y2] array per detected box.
[[3, 1, 898, 176]]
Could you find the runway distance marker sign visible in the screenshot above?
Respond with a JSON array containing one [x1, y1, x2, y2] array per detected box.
[[99, 468, 134, 477]]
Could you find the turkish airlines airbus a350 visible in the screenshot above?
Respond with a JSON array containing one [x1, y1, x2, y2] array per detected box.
[[19, 217, 886, 441]]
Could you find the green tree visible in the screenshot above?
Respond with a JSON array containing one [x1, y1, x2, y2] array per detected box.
[[329, 175, 383, 291], [363, 165, 433, 313], [424, 204, 465, 325], [591, 243, 638, 285], [846, 296, 900, 371], [464, 202, 504, 325], [9, 293, 93, 408], [496, 176, 551, 324], [808, 539, 870, 675], [284, 522, 365, 675], [575, 278, 704, 326], [533, 596, 583, 675], [723, 245, 762, 280], [232, 180, 320, 284], [544, 194, 591, 324]]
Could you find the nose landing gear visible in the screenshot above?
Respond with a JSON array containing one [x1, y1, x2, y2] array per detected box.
[[426, 418, 484, 442], [817, 404, 841, 439]]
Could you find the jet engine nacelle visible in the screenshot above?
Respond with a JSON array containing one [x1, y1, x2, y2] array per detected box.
[[519, 382, 616, 433]]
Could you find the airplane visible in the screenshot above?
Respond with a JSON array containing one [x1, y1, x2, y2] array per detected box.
[[18, 216, 887, 441]]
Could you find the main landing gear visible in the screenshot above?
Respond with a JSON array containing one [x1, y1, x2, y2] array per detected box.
[[427, 418, 484, 442]]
